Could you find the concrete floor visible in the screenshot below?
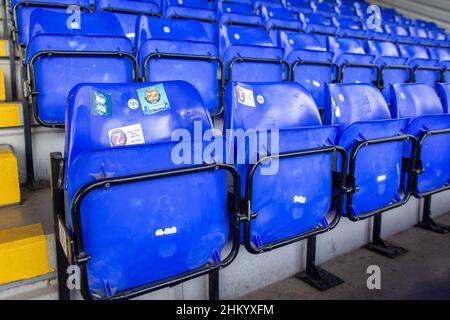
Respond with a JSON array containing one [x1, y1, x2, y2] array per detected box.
[[240, 212, 450, 300], [0, 188, 54, 235]]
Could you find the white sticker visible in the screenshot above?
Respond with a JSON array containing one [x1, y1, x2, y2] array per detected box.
[[234, 33, 240, 40], [400, 92, 406, 99], [289, 38, 294, 45], [155, 226, 177, 237], [58, 219, 69, 259], [226, 7, 231, 12], [178, 0, 183, 4], [377, 174, 387, 182], [293, 195, 307, 204], [108, 123, 145, 147], [335, 106, 341, 118], [128, 98, 139, 110], [257, 95, 265, 104], [236, 85, 256, 107], [313, 80, 321, 87], [339, 94, 345, 102], [70, 21, 80, 29], [126, 32, 135, 38], [269, 12, 274, 17], [163, 26, 170, 33]]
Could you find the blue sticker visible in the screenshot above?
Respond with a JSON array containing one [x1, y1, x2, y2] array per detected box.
[[136, 84, 171, 115], [91, 91, 112, 117]]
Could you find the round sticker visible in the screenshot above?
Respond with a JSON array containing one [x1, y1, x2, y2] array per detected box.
[[178, 0, 183, 4], [289, 38, 294, 45], [110, 129, 127, 147], [338, 94, 345, 102], [145, 89, 161, 104], [269, 12, 273, 17], [128, 98, 139, 110], [226, 7, 231, 12], [163, 26, 170, 33], [257, 95, 265, 104], [234, 33, 240, 40], [313, 80, 321, 88], [400, 93, 406, 99]]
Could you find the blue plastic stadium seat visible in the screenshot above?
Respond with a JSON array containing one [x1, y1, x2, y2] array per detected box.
[[253, 0, 284, 15], [312, 1, 336, 18], [428, 47, 450, 82], [334, 17, 367, 39], [385, 24, 417, 44], [260, 5, 303, 46], [220, 24, 287, 82], [300, 13, 337, 37], [164, 0, 217, 43], [65, 80, 236, 299], [284, 0, 313, 15], [280, 31, 337, 109], [219, 2, 263, 27], [26, 10, 136, 126], [390, 83, 450, 195], [438, 83, 450, 113], [95, 0, 161, 44], [327, 37, 378, 85], [337, 4, 359, 18], [324, 83, 409, 217], [12, 0, 91, 46], [225, 81, 341, 251], [366, 40, 411, 100], [397, 44, 442, 89], [408, 26, 434, 45], [136, 16, 222, 115]]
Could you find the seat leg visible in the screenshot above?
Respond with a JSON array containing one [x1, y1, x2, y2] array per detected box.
[[365, 213, 408, 259], [417, 196, 450, 234], [208, 270, 219, 300], [296, 235, 344, 291]]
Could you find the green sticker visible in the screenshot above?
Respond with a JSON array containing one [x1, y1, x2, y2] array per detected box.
[[137, 84, 171, 116], [91, 91, 112, 117]]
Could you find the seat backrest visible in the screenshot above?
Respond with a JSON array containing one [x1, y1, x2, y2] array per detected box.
[[12, 0, 92, 46], [408, 26, 428, 39], [95, 0, 160, 42], [26, 10, 135, 125], [438, 83, 450, 114], [324, 83, 392, 129], [390, 83, 444, 118], [385, 24, 409, 37], [225, 81, 322, 132], [220, 2, 254, 15], [165, 0, 212, 10], [281, 32, 327, 56], [428, 47, 450, 61], [397, 44, 431, 60], [220, 24, 285, 82], [328, 36, 366, 56], [261, 5, 298, 21], [366, 40, 401, 58], [335, 17, 364, 30], [136, 16, 220, 114]]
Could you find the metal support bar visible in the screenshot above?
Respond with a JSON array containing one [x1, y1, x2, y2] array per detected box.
[[296, 235, 344, 291], [365, 213, 408, 259], [412, 65, 444, 83], [417, 195, 450, 234], [22, 61, 35, 188], [379, 65, 414, 88], [50, 152, 71, 300], [208, 270, 219, 300]]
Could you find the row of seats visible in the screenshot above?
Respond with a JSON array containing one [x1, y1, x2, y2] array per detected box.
[[63, 79, 450, 299], [11, 0, 450, 47], [17, 10, 450, 126]]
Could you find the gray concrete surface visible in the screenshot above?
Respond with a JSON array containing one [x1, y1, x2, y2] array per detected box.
[[240, 213, 450, 300]]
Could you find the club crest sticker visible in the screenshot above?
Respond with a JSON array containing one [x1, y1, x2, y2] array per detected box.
[[91, 91, 112, 117], [108, 123, 145, 147], [137, 84, 171, 115], [236, 85, 255, 107]]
